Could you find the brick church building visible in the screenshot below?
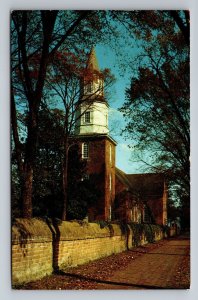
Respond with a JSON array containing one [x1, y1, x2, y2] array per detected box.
[[73, 48, 167, 225]]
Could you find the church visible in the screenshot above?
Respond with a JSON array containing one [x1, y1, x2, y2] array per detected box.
[[73, 48, 167, 225]]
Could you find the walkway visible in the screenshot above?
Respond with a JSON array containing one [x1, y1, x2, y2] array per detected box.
[[100, 236, 190, 289]]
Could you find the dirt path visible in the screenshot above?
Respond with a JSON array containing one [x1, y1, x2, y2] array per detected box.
[[17, 236, 190, 290]]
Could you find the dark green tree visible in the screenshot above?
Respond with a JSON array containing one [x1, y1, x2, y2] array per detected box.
[[67, 145, 101, 220], [32, 108, 64, 217], [120, 11, 190, 225], [12, 107, 101, 220]]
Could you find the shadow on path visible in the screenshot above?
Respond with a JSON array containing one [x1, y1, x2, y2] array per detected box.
[[128, 250, 190, 257], [160, 244, 189, 247], [54, 270, 185, 290]]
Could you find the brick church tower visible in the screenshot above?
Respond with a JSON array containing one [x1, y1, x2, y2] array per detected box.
[[75, 48, 117, 221]]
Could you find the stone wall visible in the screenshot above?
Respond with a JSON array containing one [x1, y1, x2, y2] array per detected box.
[[12, 218, 164, 286]]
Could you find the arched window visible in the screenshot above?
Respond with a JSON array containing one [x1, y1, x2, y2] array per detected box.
[[82, 142, 89, 159]]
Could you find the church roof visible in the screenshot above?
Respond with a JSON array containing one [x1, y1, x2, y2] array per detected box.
[[115, 168, 135, 191], [115, 168, 165, 199], [86, 47, 100, 71]]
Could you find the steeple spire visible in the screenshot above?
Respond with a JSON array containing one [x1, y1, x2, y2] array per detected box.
[[86, 47, 100, 71]]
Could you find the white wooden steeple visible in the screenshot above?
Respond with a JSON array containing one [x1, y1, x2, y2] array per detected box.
[[75, 47, 109, 135]]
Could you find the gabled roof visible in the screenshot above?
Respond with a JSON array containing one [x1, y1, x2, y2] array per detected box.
[[115, 168, 134, 191], [115, 167, 165, 199]]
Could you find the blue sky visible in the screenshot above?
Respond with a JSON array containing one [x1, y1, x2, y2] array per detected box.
[[95, 43, 144, 174]]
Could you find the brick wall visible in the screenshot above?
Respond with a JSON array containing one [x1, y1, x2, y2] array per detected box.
[[147, 197, 164, 225], [12, 219, 53, 285], [12, 218, 164, 285]]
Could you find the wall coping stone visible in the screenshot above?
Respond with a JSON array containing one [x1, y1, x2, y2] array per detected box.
[[12, 218, 125, 244]]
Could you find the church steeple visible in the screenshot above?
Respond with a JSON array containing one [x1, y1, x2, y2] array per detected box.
[[86, 47, 100, 72], [82, 47, 104, 100], [73, 46, 116, 222], [75, 47, 109, 135]]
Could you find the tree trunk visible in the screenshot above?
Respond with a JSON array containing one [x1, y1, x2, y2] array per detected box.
[[22, 163, 33, 218], [21, 103, 38, 218], [17, 11, 57, 218], [62, 137, 69, 221]]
